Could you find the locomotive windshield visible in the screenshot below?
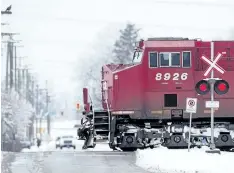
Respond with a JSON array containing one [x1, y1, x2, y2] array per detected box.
[[132, 50, 143, 63]]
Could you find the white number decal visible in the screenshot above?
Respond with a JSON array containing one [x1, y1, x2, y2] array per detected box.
[[164, 73, 171, 80], [181, 73, 188, 80], [155, 73, 162, 80], [155, 73, 188, 81], [173, 73, 179, 80]]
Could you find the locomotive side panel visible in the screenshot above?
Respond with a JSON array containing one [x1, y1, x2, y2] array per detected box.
[[139, 40, 234, 120], [144, 91, 197, 119], [140, 44, 196, 120], [112, 64, 143, 111], [144, 47, 195, 92], [104, 39, 234, 121]]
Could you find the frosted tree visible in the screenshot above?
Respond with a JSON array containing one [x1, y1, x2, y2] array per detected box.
[[75, 23, 140, 108], [113, 23, 140, 64], [74, 26, 118, 108], [1, 88, 34, 141]]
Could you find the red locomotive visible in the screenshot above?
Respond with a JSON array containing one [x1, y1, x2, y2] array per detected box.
[[82, 37, 234, 151]]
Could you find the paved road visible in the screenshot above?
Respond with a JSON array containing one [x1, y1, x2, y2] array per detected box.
[[2, 150, 152, 173]]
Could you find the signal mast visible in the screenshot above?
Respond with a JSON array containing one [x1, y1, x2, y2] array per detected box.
[[195, 41, 229, 151]]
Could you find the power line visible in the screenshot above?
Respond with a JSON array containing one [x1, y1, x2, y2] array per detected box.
[[141, 0, 234, 7]]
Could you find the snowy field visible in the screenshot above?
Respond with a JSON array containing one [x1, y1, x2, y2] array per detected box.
[[136, 146, 234, 173]]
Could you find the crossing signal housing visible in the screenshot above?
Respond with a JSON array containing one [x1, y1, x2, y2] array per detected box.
[[195, 80, 210, 95], [214, 80, 229, 95]]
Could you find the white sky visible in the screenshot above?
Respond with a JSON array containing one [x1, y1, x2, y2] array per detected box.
[[1, 0, 234, 114]]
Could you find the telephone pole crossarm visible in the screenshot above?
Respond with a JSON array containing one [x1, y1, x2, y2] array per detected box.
[[1, 11, 12, 14]]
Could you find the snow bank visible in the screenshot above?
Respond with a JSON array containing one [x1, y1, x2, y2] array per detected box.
[[136, 146, 234, 173], [21, 142, 52, 152]]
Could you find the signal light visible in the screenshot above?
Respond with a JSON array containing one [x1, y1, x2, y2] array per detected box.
[[195, 80, 210, 95], [214, 80, 229, 95], [76, 103, 80, 110]]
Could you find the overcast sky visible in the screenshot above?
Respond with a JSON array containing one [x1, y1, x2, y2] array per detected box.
[[1, 0, 234, 114]]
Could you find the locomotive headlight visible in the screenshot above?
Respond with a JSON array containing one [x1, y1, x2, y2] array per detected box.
[[195, 80, 210, 95], [214, 80, 229, 95]]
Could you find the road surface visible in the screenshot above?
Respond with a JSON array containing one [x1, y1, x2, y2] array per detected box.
[[2, 150, 152, 173]]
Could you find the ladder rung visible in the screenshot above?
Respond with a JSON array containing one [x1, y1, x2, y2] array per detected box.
[[95, 129, 109, 132], [94, 123, 109, 125], [94, 116, 109, 118], [95, 114, 109, 116]]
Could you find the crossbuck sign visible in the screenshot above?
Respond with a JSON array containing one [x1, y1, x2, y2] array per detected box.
[[201, 52, 225, 77]]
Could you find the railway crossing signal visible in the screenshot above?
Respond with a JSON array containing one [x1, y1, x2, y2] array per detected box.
[[76, 103, 80, 110], [200, 42, 229, 152], [201, 52, 225, 77], [195, 80, 210, 95], [195, 79, 229, 95], [197, 50, 229, 95], [214, 80, 229, 95]]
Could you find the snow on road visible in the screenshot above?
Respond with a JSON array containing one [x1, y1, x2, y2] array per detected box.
[[136, 146, 234, 173], [22, 139, 112, 152], [23, 119, 112, 152]]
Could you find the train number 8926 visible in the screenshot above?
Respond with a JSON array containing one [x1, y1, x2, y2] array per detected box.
[[155, 73, 188, 81]]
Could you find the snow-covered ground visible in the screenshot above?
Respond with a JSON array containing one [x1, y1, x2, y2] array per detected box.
[[136, 146, 234, 173]]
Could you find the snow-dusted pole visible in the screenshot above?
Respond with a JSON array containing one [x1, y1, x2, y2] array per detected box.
[[46, 80, 50, 136], [210, 41, 215, 149], [35, 84, 39, 136], [188, 112, 193, 152]]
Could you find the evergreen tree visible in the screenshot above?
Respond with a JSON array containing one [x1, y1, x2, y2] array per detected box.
[[113, 23, 140, 64]]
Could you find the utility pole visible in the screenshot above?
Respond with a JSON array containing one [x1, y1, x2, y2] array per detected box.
[[46, 81, 51, 136], [38, 88, 45, 139], [9, 41, 14, 89], [35, 84, 39, 137], [29, 76, 35, 106], [5, 42, 9, 92], [13, 45, 23, 91], [14, 46, 17, 89], [2, 6, 14, 92], [2, 37, 20, 92], [16, 56, 27, 96], [25, 69, 30, 101], [29, 77, 35, 141], [22, 68, 25, 96], [39, 113, 42, 139]]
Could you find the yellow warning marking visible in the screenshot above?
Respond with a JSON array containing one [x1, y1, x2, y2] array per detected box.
[[151, 110, 163, 114]]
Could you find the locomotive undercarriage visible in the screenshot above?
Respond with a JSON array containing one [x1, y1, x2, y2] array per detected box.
[[90, 110, 234, 151], [107, 115, 234, 152]]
